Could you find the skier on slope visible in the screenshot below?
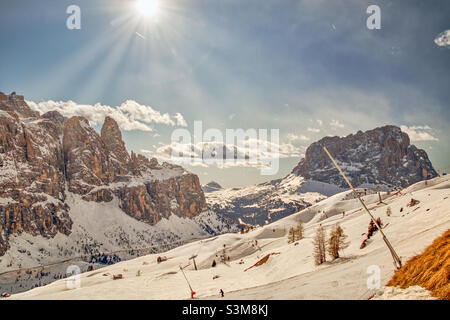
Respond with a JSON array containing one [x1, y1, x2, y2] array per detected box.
[[219, 289, 224, 298]]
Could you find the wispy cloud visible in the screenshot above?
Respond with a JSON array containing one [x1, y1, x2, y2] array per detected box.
[[400, 125, 438, 142], [307, 127, 320, 133], [173, 112, 187, 127], [26, 99, 187, 131], [286, 133, 310, 142], [330, 119, 344, 128]]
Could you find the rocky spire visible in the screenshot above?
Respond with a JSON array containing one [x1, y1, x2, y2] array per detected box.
[[101, 116, 131, 178]]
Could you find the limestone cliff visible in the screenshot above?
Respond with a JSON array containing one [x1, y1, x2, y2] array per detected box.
[[0, 92, 206, 256]]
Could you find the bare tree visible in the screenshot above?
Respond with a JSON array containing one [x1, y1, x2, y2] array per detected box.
[[327, 223, 349, 260], [313, 225, 327, 265], [386, 206, 392, 217], [294, 222, 304, 241], [287, 227, 295, 244]]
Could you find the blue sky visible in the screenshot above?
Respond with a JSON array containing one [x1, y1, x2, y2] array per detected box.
[[1, 0, 449, 187]]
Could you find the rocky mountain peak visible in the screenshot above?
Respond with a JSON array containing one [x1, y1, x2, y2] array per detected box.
[[42, 110, 66, 125], [0, 91, 40, 118], [292, 125, 437, 188]]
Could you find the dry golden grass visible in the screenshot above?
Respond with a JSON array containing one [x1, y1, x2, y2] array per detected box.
[[387, 229, 450, 300]]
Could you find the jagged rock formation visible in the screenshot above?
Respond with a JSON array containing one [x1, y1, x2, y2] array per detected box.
[[0, 92, 40, 119], [292, 125, 437, 188], [0, 95, 71, 256], [0, 92, 208, 256], [62, 115, 206, 220]]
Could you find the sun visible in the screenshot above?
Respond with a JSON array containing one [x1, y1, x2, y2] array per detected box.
[[136, 0, 160, 18]]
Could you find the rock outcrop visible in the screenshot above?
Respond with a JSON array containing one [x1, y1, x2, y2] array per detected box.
[[0, 92, 206, 256], [118, 174, 205, 224], [292, 125, 437, 188], [0, 92, 40, 118]]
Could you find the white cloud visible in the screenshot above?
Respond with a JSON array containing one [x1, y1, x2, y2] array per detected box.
[[407, 125, 432, 130], [286, 133, 310, 142], [434, 30, 450, 48], [330, 119, 344, 128], [307, 127, 320, 133], [400, 125, 439, 142], [316, 119, 323, 126], [143, 138, 303, 169], [26, 99, 187, 131], [173, 112, 187, 127]]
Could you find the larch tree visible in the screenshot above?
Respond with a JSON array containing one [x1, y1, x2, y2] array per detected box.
[[287, 227, 295, 244], [313, 225, 327, 265], [294, 222, 304, 241], [327, 223, 350, 260]]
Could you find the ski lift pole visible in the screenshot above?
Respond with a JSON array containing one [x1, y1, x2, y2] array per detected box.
[[179, 265, 196, 298], [322, 146, 402, 270]]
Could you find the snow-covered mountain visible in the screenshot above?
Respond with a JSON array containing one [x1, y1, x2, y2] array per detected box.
[[206, 174, 345, 226], [0, 92, 237, 293], [206, 125, 437, 227], [8, 175, 449, 300]]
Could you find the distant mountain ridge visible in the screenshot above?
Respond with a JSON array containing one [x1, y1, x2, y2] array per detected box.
[[205, 174, 344, 226], [206, 125, 437, 226]]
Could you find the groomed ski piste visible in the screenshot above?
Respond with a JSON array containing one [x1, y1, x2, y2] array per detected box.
[[7, 175, 450, 300]]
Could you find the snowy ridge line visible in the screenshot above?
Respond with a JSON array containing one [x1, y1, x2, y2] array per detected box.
[[0, 235, 213, 278]]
